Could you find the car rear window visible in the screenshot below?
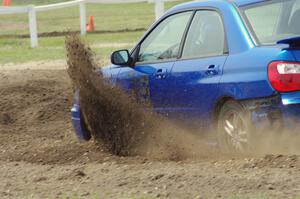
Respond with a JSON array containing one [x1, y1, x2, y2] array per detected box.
[[242, 0, 300, 45]]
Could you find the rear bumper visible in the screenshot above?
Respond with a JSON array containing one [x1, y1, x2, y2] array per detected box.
[[249, 91, 300, 131], [280, 104, 300, 131], [280, 92, 300, 131]]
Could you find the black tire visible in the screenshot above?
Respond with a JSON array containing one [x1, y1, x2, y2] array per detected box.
[[217, 100, 253, 153]]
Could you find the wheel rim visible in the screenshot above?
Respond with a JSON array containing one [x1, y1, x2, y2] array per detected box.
[[223, 111, 249, 152]]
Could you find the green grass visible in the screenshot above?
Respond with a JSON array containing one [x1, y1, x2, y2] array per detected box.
[[0, 31, 144, 63], [0, 3, 156, 35], [0, 0, 188, 64]]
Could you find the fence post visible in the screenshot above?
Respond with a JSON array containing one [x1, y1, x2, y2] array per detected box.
[[79, 1, 86, 35], [154, 0, 164, 20], [28, 5, 38, 48]]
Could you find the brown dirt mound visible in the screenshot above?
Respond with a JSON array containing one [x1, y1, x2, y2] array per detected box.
[[0, 79, 69, 124], [0, 70, 121, 165], [244, 154, 300, 169]]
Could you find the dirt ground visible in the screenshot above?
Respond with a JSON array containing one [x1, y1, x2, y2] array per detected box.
[[0, 64, 300, 199]]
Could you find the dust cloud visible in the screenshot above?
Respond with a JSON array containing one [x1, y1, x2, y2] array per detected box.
[[251, 128, 300, 155], [65, 34, 216, 160]]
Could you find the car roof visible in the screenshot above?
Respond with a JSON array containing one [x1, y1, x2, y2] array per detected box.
[[232, 0, 265, 7], [170, 0, 265, 11]]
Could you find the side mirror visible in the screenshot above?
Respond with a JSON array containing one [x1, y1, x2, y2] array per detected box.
[[111, 49, 131, 66]]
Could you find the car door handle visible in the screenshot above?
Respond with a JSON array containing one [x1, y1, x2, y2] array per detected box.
[[155, 68, 167, 79], [206, 65, 219, 76]]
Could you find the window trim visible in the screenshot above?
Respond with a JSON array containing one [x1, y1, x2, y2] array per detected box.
[[134, 10, 195, 65], [132, 7, 229, 66], [179, 9, 229, 60], [239, 2, 268, 46], [177, 11, 196, 59], [178, 54, 228, 63]]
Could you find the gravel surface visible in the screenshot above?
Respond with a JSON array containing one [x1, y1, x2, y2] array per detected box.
[[0, 66, 299, 199]]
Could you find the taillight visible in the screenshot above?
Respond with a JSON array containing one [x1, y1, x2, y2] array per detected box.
[[268, 61, 300, 92]]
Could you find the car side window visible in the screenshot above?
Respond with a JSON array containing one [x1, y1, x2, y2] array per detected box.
[[182, 10, 225, 59], [138, 12, 192, 63]]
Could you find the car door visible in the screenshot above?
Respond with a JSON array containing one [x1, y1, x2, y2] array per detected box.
[[166, 10, 228, 126], [116, 11, 193, 108]]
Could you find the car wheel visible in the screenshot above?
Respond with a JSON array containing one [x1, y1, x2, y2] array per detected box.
[[80, 110, 92, 141], [217, 100, 253, 153]]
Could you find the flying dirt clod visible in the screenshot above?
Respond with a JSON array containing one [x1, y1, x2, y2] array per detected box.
[[65, 34, 156, 156]]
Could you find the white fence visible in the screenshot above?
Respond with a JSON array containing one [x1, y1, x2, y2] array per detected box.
[[0, 0, 171, 48]]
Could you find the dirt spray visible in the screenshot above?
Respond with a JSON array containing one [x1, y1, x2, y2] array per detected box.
[[65, 34, 217, 159]]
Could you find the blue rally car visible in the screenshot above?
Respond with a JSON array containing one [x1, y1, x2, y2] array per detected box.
[[72, 0, 300, 152]]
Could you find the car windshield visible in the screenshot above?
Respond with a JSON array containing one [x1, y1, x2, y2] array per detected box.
[[242, 0, 300, 45]]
